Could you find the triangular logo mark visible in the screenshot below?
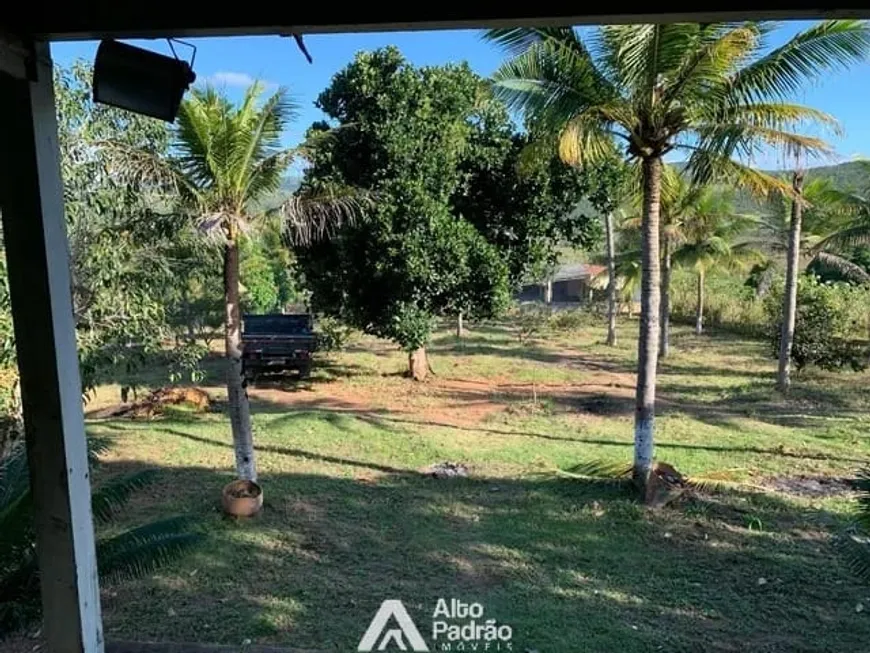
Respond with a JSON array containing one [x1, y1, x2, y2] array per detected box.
[[358, 600, 429, 652]]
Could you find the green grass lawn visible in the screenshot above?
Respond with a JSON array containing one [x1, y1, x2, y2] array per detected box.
[[85, 317, 870, 652]]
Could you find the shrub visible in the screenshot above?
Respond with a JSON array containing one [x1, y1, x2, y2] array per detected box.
[[765, 276, 870, 373], [314, 316, 355, 354], [510, 303, 551, 344], [670, 269, 767, 337], [549, 309, 589, 332]]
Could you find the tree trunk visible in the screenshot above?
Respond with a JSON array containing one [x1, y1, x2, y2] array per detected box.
[[777, 171, 804, 393], [634, 156, 662, 494], [695, 269, 705, 335], [544, 280, 553, 304], [659, 236, 672, 358], [605, 211, 617, 347], [409, 347, 429, 381], [224, 240, 256, 481], [456, 311, 464, 339]]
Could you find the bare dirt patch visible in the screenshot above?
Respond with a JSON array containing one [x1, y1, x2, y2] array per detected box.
[[760, 475, 857, 497]]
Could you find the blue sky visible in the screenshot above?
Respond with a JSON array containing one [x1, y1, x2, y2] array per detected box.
[[52, 22, 870, 168]]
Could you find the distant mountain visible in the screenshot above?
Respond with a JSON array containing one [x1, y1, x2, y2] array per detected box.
[[256, 175, 302, 211], [671, 160, 870, 214], [783, 160, 869, 191]]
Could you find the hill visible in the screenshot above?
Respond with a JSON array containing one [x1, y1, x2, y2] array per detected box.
[[786, 160, 869, 190]]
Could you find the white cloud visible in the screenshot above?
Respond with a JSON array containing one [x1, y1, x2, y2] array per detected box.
[[205, 71, 274, 89]]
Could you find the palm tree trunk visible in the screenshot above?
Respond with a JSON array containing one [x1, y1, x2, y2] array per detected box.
[[659, 236, 671, 358], [605, 211, 617, 347], [695, 269, 705, 335], [634, 156, 662, 493], [456, 311, 464, 339], [409, 347, 428, 381], [777, 171, 804, 393], [224, 239, 256, 481]]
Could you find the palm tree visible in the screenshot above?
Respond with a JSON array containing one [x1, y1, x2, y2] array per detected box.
[[109, 83, 361, 482], [486, 21, 870, 492], [629, 165, 705, 357], [1, 441, 202, 631], [747, 176, 869, 390], [815, 186, 870, 280], [671, 189, 757, 334]]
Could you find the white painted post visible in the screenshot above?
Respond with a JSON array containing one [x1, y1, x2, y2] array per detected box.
[[0, 41, 104, 653]]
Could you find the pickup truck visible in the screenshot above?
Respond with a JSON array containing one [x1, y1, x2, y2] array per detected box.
[[241, 314, 316, 381]]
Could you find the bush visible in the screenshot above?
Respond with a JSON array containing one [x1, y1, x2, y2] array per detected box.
[[314, 316, 355, 354], [670, 269, 766, 337], [509, 303, 551, 344], [549, 308, 595, 333], [765, 276, 870, 373]]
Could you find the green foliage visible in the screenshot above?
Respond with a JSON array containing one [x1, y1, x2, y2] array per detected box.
[[765, 275, 870, 372], [839, 467, 870, 582], [549, 308, 594, 333], [168, 341, 209, 385], [314, 316, 354, 354], [297, 48, 512, 353], [53, 62, 191, 396], [511, 303, 551, 345], [671, 269, 767, 336], [241, 247, 281, 314], [0, 442, 202, 632], [455, 107, 601, 285]]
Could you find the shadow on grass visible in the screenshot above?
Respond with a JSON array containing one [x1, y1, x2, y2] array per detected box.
[[86, 453, 869, 653]]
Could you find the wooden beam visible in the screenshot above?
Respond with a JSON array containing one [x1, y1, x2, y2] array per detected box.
[[4, 3, 870, 41], [0, 42, 104, 653]]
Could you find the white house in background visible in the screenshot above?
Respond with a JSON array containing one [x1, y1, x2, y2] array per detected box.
[[517, 263, 607, 304]]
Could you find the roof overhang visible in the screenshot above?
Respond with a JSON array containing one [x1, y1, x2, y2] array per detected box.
[[5, 3, 870, 41]]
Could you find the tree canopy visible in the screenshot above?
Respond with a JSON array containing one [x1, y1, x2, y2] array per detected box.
[[297, 48, 516, 361]]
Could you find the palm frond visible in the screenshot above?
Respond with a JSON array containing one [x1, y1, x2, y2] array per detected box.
[[819, 221, 870, 251], [96, 515, 204, 583], [558, 459, 632, 482], [489, 29, 618, 134], [728, 20, 870, 105], [684, 148, 791, 197], [91, 469, 159, 524], [280, 189, 372, 246], [559, 117, 619, 167], [811, 252, 870, 284], [838, 533, 870, 582]]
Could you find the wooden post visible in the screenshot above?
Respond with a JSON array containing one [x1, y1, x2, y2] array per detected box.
[[0, 41, 104, 653]]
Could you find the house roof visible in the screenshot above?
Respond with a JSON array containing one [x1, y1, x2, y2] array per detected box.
[[552, 263, 606, 282]]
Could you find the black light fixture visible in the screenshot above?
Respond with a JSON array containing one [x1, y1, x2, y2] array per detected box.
[[93, 39, 196, 122]]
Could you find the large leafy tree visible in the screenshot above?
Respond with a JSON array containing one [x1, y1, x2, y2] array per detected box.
[[113, 83, 358, 482], [487, 21, 870, 493], [297, 48, 517, 379], [454, 108, 601, 288]]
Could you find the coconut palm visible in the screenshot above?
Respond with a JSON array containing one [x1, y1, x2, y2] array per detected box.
[[671, 189, 758, 334], [108, 83, 362, 482], [744, 177, 870, 390], [627, 165, 706, 357], [815, 186, 870, 280], [486, 21, 870, 491]]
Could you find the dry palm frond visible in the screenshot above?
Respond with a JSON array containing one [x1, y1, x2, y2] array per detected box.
[[558, 459, 632, 483], [280, 190, 373, 246]]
